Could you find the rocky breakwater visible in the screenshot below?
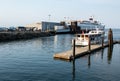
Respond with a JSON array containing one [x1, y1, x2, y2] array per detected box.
[[0, 31, 53, 42]]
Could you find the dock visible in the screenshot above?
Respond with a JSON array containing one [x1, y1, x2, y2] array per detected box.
[[54, 41, 119, 60], [54, 29, 120, 60], [54, 44, 104, 60]]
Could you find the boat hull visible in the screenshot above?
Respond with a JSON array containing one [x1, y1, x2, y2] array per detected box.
[[72, 39, 88, 46]]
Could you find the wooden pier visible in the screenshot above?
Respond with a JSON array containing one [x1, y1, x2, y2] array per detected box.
[[54, 41, 119, 60], [54, 28, 120, 60], [54, 44, 101, 60]]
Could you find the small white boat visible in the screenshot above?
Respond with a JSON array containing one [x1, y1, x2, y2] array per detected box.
[[72, 29, 105, 46]]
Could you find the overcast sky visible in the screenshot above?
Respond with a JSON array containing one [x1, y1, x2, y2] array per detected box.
[[0, 0, 120, 28]]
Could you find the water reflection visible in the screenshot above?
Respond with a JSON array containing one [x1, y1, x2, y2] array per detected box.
[[31, 37, 54, 48], [54, 35, 58, 46], [107, 46, 113, 64], [88, 54, 91, 68], [101, 49, 104, 60], [87, 49, 105, 69], [72, 60, 75, 81], [53, 34, 73, 47], [70, 45, 115, 81]]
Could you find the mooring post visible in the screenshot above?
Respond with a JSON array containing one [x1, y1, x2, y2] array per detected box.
[[102, 34, 104, 48], [108, 28, 113, 47], [73, 39, 75, 60], [88, 36, 91, 52]]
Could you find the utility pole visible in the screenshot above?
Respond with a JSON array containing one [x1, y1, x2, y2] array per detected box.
[[48, 14, 51, 22]]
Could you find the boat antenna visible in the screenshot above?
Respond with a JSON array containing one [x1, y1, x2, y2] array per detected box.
[[89, 16, 93, 21]]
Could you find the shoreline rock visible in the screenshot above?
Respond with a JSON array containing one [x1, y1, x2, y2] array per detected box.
[[0, 31, 54, 42]]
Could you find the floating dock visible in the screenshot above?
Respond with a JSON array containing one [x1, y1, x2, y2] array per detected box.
[[54, 42, 119, 60]]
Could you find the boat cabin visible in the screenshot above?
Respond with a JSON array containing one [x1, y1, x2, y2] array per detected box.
[[73, 32, 103, 46]]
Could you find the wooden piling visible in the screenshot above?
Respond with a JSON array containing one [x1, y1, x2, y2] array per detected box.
[[108, 28, 113, 47], [88, 36, 91, 52], [73, 39, 75, 60], [102, 36, 104, 48]]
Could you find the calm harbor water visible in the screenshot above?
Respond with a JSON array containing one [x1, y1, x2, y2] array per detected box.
[[0, 29, 120, 81]]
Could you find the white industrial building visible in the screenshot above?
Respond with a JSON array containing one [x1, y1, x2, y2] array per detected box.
[[25, 23, 42, 31], [25, 21, 61, 31]]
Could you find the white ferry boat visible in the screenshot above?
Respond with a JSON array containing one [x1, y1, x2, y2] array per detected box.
[[72, 28, 105, 46], [78, 17, 105, 32]]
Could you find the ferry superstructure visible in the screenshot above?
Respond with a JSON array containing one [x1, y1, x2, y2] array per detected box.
[[77, 18, 105, 32]]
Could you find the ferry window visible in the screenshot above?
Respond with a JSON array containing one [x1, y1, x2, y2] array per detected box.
[[77, 35, 80, 37], [85, 35, 88, 37], [90, 38, 92, 40]]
